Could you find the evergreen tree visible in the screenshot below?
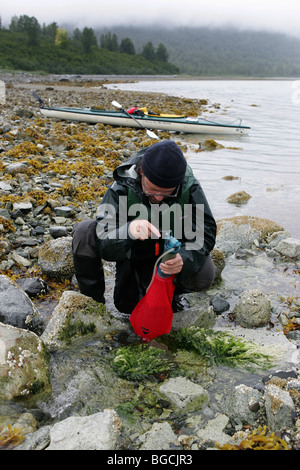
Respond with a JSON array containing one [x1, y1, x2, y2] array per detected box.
[[120, 37, 135, 55], [9, 15, 19, 32], [72, 27, 82, 48], [142, 41, 156, 61], [42, 22, 58, 43], [9, 15, 41, 45], [156, 43, 168, 62], [81, 27, 97, 53], [100, 32, 119, 51]]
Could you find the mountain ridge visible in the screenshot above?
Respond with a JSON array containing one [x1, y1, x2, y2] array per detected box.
[[95, 25, 300, 77]]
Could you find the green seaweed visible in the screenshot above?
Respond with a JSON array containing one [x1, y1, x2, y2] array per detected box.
[[112, 344, 175, 381], [165, 327, 273, 371], [82, 301, 107, 317], [113, 328, 273, 382], [115, 384, 165, 423], [58, 317, 96, 344]]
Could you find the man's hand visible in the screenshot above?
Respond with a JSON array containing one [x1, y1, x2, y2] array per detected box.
[[159, 253, 183, 275], [129, 220, 161, 240]]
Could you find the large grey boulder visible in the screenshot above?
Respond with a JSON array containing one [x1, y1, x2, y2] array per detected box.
[[216, 216, 284, 256], [41, 290, 126, 352], [0, 275, 44, 333], [216, 220, 260, 255], [46, 409, 122, 450], [265, 384, 295, 432]]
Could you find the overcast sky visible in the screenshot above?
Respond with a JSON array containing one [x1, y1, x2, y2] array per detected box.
[[1, 0, 300, 37]]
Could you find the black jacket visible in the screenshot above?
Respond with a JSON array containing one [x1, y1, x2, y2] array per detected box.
[[95, 147, 216, 284]]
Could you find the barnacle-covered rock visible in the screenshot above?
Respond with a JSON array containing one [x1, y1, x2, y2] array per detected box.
[[0, 322, 51, 402], [232, 289, 271, 328]]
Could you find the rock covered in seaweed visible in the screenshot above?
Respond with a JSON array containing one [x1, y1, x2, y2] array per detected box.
[[41, 290, 126, 352], [198, 139, 225, 151], [226, 190, 252, 205]]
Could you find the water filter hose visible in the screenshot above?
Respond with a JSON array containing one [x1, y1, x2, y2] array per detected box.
[[146, 232, 181, 292]]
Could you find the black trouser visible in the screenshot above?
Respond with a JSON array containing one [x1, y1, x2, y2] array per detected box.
[[72, 220, 217, 314], [72, 220, 105, 304]]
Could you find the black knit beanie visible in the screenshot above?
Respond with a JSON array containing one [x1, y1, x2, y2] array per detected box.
[[141, 140, 187, 188]]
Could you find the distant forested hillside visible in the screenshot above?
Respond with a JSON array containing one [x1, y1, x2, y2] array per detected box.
[[96, 26, 300, 77], [1, 16, 300, 76], [0, 16, 179, 75]]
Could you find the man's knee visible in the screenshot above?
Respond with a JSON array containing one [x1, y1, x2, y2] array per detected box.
[[72, 219, 98, 258], [177, 255, 217, 293], [194, 255, 217, 291]]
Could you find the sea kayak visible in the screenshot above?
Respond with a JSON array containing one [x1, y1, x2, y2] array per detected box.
[[39, 105, 250, 135]]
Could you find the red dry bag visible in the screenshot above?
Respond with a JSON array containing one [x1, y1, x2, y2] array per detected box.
[[126, 107, 139, 114], [130, 268, 175, 342]]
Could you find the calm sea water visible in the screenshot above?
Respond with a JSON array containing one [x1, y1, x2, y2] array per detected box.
[[108, 80, 300, 237]]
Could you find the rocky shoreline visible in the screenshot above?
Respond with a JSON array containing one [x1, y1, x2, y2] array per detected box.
[[0, 73, 300, 451]]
